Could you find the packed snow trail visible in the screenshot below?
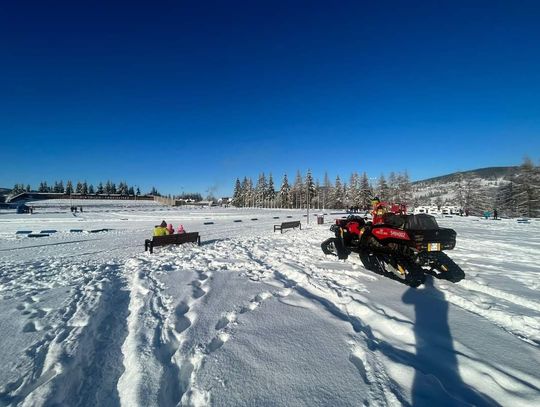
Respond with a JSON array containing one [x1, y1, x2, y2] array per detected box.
[[0, 261, 129, 406]]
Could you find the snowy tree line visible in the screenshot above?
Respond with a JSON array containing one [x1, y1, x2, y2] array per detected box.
[[9, 180, 161, 197], [495, 158, 540, 217], [412, 158, 540, 217], [231, 170, 413, 210]]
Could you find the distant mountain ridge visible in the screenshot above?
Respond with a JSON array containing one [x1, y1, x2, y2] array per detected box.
[[413, 166, 520, 185]]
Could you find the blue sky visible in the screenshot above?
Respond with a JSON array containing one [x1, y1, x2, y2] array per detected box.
[[1, 1, 539, 196]]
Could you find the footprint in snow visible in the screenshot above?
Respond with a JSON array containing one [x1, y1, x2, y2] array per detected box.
[[197, 272, 209, 281], [191, 283, 206, 299], [174, 302, 192, 334], [215, 312, 236, 330], [22, 321, 37, 333], [205, 333, 230, 353], [239, 292, 273, 313]]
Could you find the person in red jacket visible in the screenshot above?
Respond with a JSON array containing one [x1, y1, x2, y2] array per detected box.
[[371, 197, 390, 224]]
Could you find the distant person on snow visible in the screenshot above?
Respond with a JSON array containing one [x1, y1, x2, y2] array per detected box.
[[153, 220, 169, 236], [493, 209, 498, 220], [167, 223, 174, 235], [177, 224, 186, 234]]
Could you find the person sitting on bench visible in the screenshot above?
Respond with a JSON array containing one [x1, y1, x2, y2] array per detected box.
[[177, 224, 186, 234], [154, 220, 169, 236], [167, 223, 175, 235]]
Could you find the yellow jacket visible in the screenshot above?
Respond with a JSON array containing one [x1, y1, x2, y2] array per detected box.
[[153, 226, 169, 236]]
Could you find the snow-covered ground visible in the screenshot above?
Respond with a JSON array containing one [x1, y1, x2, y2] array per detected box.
[[0, 200, 539, 406]]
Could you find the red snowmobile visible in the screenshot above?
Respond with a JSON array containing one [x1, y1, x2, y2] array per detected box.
[[321, 204, 465, 287]]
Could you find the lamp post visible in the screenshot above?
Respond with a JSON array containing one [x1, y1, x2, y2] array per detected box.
[[306, 183, 310, 225]]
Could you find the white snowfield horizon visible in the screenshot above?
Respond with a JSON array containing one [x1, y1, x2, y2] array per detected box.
[[0, 200, 539, 406]]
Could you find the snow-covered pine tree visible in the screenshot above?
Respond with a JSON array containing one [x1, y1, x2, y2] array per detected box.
[[26, 184, 31, 192], [331, 176, 344, 209], [65, 181, 73, 195], [279, 174, 291, 208], [76, 181, 83, 194], [38, 181, 48, 192], [396, 171, 412, 206], [245, 178, 254, 207], [375, 175, 389, 201], [359, 172, 372, 209], [321, 172, 333, 210], [89, 184, 95, 195], [387, 172, 398, 203], [292, 171, 304, 208], [97, 182, 104, 194], [255, 173, 267, 207], [232, 178, 242, 207], [128, 186, 134, 196], [346, 172, 359, 208], [267, 173, 276, 206], [305, 169, 317, 207], [118, 181, 128, 196]]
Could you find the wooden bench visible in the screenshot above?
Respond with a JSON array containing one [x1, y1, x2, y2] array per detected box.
[[145, 232, 201, 254], [274, 221, 301, 233]]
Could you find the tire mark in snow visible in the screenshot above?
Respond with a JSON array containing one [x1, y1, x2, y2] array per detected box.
[[250, 230, 540, 405], [442, 287, 540, 346], [234, 234, 417, 404]]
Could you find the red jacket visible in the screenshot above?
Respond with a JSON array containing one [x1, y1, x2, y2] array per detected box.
[[372, 202, 390, 224]]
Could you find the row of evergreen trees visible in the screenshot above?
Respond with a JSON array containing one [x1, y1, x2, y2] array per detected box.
[[10, 181, 161, 197], [232, 158, 539, 216], [231, 170, 412, 209]]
